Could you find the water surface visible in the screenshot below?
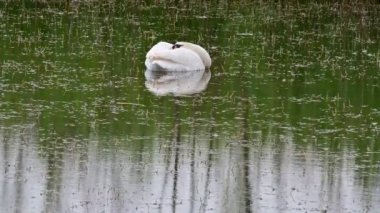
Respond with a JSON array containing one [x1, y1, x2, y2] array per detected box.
[[1, 1, 380, 213]]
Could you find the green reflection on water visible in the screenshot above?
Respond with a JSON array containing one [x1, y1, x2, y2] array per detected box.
[[0, 1, 380, 212]]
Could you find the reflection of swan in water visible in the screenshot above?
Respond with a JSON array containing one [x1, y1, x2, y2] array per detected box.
[[145, 41, 211, 71], [145, 69, 211, 96]]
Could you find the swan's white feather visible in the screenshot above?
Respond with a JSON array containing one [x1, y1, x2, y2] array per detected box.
[[145, 41, 211, 71]]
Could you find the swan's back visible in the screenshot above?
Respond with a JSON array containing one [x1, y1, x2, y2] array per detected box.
[[175, 42, 212, 68], [145, 41, 211, 71]]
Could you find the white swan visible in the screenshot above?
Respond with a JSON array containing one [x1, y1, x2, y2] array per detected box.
[[145, 41, 211, 71]]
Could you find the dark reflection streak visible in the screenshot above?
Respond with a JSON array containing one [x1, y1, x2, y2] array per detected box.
[[44, 138, 64, 213], [111, 148, 121, 213], [242, 104, 252, 213], [236, 56, 253, 211], [189, 100, 197, 213], [172, 99, 181, 213], [158, 150, 171, 213], [327, 150, 343, 211], [273, 124, 284, 209], [237, 57, 253, 212], [158, 99, 180, 213], [1, 130, 10, 207], [158, 98, 172, 212], [78, 144, 88, 183], [159, 125, 173, 212], [201, 110, 216, 213], [14, 137, 24, 213]]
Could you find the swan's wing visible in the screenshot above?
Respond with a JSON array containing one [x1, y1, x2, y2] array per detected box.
[[146, 48, 204, 71], [146, 42, 173, 70], [176, 42, 212, 68], [146, 42, 172, 58]]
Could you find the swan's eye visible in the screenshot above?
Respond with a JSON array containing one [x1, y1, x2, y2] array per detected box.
[[172, 44, 182, 49]]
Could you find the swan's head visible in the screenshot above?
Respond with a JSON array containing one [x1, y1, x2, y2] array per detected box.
[[174, 42, 212, 68]]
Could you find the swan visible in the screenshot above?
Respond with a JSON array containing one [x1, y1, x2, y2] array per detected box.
[[145, 41, 211, 71]]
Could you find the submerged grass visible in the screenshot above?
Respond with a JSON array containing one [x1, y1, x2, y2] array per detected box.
[[0, 0, 379, 154]]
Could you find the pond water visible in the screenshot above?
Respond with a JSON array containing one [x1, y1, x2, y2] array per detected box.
[[1, 1, 380, 213]]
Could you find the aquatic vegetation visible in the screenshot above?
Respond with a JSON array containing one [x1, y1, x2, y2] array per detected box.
[[0, 1, 379, 212]]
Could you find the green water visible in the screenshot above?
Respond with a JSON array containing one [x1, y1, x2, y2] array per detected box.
[[1, 1, 379, 212]]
